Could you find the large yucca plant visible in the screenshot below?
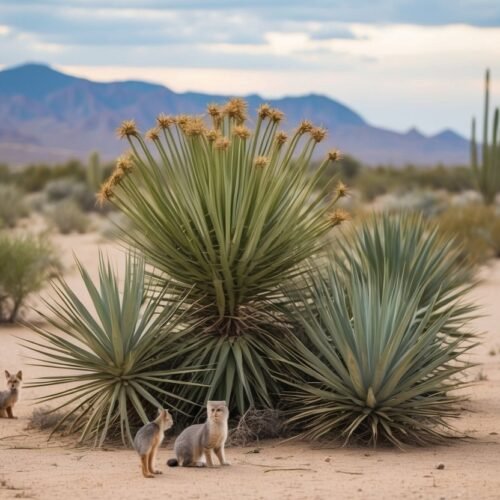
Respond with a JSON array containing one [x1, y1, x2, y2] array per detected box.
[[24, 253, 202, 446], [98, 100, 346, 412], [280, 214, 477, 446], [471, 69, 500, 205]]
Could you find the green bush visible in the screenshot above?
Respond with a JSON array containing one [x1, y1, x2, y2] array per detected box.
[[25, 254, 201, 446], [14, 161, 86, 193], [0, 185, 29, 228], [0, 233, 61, 322], [100, 101, 344, 413], [281, 213, 477, 446], [353, 165, 473, 201], [47, 200, 90, 234]]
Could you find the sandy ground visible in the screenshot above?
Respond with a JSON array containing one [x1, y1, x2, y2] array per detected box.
[[1, 230, 500, 500]]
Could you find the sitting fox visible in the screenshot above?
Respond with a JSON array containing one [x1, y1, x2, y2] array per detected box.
[[134, 408, 173, 478], [167, 401, 230, 467], [0, 370, 22, 418]]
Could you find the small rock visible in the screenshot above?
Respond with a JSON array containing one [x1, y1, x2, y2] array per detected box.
[[436, 464, 445, 470], [489, 432, 498, 436], [324, 457, 331, 463]]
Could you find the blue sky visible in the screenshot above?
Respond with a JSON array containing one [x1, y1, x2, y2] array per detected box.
[[1, 0, 500, 136]]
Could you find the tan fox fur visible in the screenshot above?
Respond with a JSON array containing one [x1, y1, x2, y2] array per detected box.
[[0, 370, 22, 418], [133, 409, 173, 478]]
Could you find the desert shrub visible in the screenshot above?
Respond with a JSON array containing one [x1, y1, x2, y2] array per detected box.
[[0, 185, 29, 228], [25, 254, 201, 446], [353, 165, 473, 201], [26, 192, 49, 212], [45, 178, 98, 212], [280, 213, 477, 446], [0, 233, 61, 322], [377, 190, 448, 217], [0, 164, 10, 183], [14, 160, 86, 192], [99, 100, 345, 414], [46, 200, 90, 234], [436, 204, 500, 264]]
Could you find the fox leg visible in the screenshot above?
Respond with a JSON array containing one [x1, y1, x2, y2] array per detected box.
[[0, 408, 7, 418], [214, 446, 230, 466], [141, 455, 154, 478], [6, 407, 16, 419], [204, 448, 214, 467], [149, 446, 162, 474]]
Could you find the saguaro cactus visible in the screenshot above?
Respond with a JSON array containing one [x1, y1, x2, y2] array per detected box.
[[471, 69, 500, 205]]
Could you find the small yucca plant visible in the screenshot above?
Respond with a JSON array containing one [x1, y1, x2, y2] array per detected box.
[[98, 100, 346, 412], [24, 253, 202, 446], [471, 69, 500, 205], [335, 213, 477, 336], [280, 214, 477, 446]]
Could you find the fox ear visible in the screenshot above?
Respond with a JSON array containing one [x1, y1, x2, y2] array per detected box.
[[5, 370, 10, 378], [16, 371, 22, 380]]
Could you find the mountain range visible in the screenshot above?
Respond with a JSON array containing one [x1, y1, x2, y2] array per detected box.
[[0, 63, 470, 166]]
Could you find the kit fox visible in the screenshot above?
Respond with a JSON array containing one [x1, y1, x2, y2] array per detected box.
[[134, 408, 173, 478], [0, 370, 22, 418], [167, 401, 230, 467]]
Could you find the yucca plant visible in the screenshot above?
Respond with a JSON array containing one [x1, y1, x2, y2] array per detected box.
[[24, 253, 203, 446], [280, 251, 477, 447], [97, 100, 346, 412], [471, 69, 500, 205], [334, 213, 477, 336]]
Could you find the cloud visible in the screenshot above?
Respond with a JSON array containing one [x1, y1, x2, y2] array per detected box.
[[4, 0, 500, 26], [1, 0, 499, 137]]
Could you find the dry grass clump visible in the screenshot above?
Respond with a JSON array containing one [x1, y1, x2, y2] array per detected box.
[[227, 408, 285, 446], [436, 204, 500, 265], [27, 406, 68, 431]]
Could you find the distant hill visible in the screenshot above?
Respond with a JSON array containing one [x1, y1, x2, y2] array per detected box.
[[0, 63, 470, 166]]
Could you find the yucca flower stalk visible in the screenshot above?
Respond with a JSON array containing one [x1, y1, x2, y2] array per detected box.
[[100, 100, 344, 412], [471, 69, 500, 205], [24, 253, 203, 446], [280, 215, 478, 446]]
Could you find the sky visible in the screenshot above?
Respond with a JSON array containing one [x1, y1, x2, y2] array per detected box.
[[1, 0, 500, 136]]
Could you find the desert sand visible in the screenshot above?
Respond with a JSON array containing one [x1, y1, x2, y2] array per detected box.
[[1, 230, 500, 500]]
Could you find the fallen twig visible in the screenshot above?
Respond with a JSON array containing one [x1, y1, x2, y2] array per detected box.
[[264, 468, 314, 473], [335, 470, 363, 475], [0, 434, 29, 441]]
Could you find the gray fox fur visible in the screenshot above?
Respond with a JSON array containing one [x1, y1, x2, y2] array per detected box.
[[167, 401, 230, 468]]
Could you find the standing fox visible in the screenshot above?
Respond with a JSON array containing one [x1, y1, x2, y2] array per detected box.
[[0, 370, 22, 418], [134, 408, 173, 478]]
